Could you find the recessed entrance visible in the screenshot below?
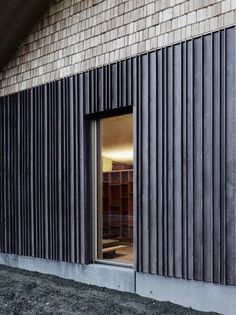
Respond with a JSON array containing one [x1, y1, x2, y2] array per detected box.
[[95, 113, 133, 265]]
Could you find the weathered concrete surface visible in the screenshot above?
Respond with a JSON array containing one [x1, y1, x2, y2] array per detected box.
[[0, 253, 135, 293]]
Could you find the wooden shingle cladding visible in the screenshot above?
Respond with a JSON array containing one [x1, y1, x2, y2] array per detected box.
[[0, 26, 235, 285]]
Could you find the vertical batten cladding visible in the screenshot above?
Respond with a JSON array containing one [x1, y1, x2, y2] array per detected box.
[[85, 26, 236, 284], [84, 59, 133, 115], [0, 27, 235, 285], [136, 26, 236, 284], [0, 76, 89, 264], [225, 27, 236, 285]]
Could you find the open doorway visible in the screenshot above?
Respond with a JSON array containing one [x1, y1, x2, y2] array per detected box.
[[96, 113, 133, 265]]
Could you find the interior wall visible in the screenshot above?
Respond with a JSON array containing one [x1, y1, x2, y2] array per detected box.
[[102, 156, 113, 172]]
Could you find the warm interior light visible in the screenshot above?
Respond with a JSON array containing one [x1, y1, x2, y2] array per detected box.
[[102, 150, 133, 163]]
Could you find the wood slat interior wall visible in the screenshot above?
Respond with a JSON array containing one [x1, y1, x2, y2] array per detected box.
[[0, 26, 236, 285], [135, 26, 236, 285]]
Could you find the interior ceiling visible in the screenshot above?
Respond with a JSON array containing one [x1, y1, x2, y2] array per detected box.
[[101, 113, 133, 164], [0, 0, 52, 71]]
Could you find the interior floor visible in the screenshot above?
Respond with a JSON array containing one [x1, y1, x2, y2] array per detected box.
[[108, 245, 133, 264], [103, 244, 133, 264]]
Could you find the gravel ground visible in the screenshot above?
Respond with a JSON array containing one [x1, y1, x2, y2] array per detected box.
[[0, 264, 219, 315]]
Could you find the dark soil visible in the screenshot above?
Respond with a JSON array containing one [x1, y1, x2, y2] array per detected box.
[[0, 264, 218, 315]]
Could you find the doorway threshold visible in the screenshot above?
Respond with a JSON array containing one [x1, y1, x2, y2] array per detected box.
[[95, 259, 133, 269]]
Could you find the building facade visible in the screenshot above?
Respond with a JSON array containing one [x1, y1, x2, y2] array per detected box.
[[0, 1, 236, 314]]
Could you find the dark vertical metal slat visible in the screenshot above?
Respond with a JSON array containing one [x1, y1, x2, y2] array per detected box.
[[34, 87, 38, 258], [1, 98, 4, 251], [12, 95, 15, 254], [26, 90, 31, 257], [80, 73, 86, 264], [4, 96, 7, 253], [9, 96, 13, 254], [167, 46, 174, 277], [65, 78, 70, 262], [62, 79, 66, 261], [9, 96, 12, 254], [149, 51, 157, 275], [55, 81, 60, 260], [102, 67, 105, 112], [52, 82, 56, 261], [44, 85, 49, 259], [132, 56, 138, 271], [95, 68, 98, 113], [138, 55, 143, 271], [33, 88, 37, 257], [47, 83, 51, 260], [105, 65, 108, 111], [18, 92, 23, 256], [157, 49, 164, 275], [203, 34, 213, 282], [213, 31, 221, 284], [193, 37, 204, 281], [0, 97, 3, 252], [69, 76, 75, 263], [91, 70, 95, 114], [85, 72, 89, 115], [163, 47, 168, 277], [122, 60, 127, 107], [7, 96, 11, 254], [22, 91, 28, 256], [128, 59, 132, 106], [12, 95, 16, 254], [2, 97, 6, 253], [187, 39, 194, 280], [15, 94, 19, 254], [7, 96, 11, 253], [225, 27, 236, 285], [141, 53, 150, 273], [12, 94, 18, 253], [38, 86, 42, 258], [97, 68, 103, 112], [173, 44, 183, 278], [108, 64, 112, 110], [220, 29, 226, 284], [182, 42, 187, 279], [119, 61, 122, 108], [52, 81, 56, 260], [13, 94, 17, 254], [22, 93, 25, 256], [39, 87, 43, 258], [30, 89, 34, 257], [50, 83, 54, 260], [57, 80, 63, 261], [74, 74, 80, 263], [112, 63, 118, 109], [9, 96, 13, 253], [21, 92, 25, 255]]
